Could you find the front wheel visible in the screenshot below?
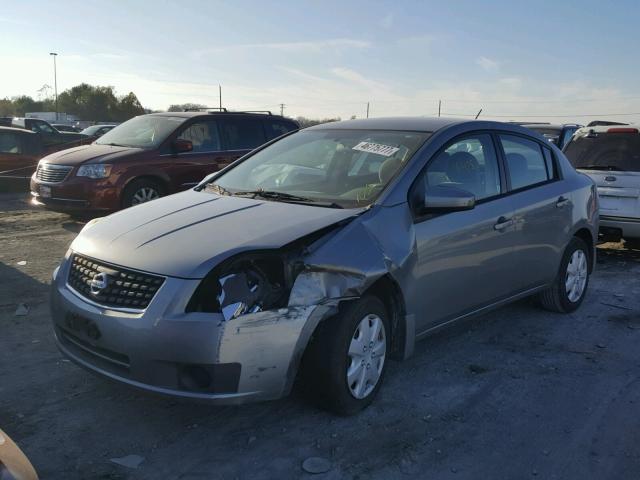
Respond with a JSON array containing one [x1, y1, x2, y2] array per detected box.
[[301, 295, 390, 415], [121, 179, 164, 209], [539, 237, 590, 313]]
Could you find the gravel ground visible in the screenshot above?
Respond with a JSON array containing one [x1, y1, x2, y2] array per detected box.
[[1, 192, 639, 480]]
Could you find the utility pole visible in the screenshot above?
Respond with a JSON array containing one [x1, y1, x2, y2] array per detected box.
[[50, 52, 58, 121], [279, 103, 285, 116], [366, 102, 370, 118], [219, 85, 222, 110], [438, 99, 441, 117]]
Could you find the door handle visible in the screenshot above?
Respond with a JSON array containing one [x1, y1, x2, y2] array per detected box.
[[494, 216, 514, 231], [556, 196, 570, 208]]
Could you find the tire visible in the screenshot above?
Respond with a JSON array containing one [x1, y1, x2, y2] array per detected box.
[[539, 237, 590, 313], [301, 295, 390, 415], [121, 179, 164, 209]]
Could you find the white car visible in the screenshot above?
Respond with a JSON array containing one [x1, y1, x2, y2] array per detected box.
[[564, 125, 640, 248]]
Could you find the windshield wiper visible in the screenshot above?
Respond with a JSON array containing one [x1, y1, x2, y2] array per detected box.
[[99, 142, 128, 147], [232, 189, 343, 208]]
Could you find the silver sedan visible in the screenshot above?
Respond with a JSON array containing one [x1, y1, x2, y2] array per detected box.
[[50, 117, 598, 414]]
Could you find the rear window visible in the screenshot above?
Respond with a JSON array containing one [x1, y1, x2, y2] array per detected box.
[[564, 131, 640, 172]]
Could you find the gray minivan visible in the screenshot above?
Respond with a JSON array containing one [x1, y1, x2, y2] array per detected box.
[[50, 117, 597, 414]]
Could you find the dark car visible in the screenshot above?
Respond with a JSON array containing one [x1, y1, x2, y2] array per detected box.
[[0, 126, 67, 191], [518, 123, 582, 150], [2, 117, 88, 147], [30, 110, 299, 214], [80, 124, 116, 140], [53, 123, 82, 133]]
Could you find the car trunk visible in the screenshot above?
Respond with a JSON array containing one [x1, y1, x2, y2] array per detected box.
[[564, 129, 640, 219]]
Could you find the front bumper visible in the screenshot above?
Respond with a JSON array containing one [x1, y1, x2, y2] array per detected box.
[[30, 173, 119, 213], [600, 215, 640, 240], [50, 254, 327, 403]]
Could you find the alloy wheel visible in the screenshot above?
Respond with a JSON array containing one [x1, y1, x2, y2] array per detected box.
[[565, 249, 588, 303], [131, 187, 160, 205], [347, 313, 386, 399]]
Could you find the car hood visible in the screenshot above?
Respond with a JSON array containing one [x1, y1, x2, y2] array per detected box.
[[71, 189, 364, 278], [40, 144, 141, 166]]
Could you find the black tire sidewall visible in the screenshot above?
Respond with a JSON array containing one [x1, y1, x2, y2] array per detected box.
[[556, 237, 590, 312]]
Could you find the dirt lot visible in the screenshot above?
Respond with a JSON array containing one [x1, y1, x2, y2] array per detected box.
[[1, 192, 639, 480]]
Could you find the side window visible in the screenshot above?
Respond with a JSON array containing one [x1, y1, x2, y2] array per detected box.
[[220, 118, 266, 150], [177, 121, 221, 153], [423, 134, 501, 201], [0, 132, 22, 154], [33, 121, 56, 134], [500, 134, 551, 190], [265, 120, 296, 140]]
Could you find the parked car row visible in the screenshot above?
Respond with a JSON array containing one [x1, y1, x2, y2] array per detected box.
[[0, 117, 88, 146]]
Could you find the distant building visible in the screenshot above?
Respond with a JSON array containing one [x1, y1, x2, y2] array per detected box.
[[26, 112, 79, 124]]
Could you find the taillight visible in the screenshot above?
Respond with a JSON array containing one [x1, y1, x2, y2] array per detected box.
[[607, 128, 639, 133]]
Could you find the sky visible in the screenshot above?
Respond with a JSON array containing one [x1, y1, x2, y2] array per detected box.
[[2, 0, 640, 123]]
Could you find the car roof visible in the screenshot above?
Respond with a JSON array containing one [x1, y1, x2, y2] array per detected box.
[[146, 111, 295, 122], [574, 124, 639, 134], [305, 116, 465, 133], [0, 126, 34, 134]]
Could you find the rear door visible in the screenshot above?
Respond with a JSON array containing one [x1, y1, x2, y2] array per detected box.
[[219, 117, 267, 166], [564, 129, 640, 219], [497, 133, 571, 291]]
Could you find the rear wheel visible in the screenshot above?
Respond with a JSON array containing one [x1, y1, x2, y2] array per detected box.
[[122, 179, 164, 209], [301, 295, 389, 415], [539, 237, 590, 313]]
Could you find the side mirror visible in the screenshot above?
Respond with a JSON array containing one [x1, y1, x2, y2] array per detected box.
[[172, 139, 193, 154], [421, 185, 475, 213]]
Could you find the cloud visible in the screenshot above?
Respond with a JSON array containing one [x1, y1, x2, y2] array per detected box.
[[331, 67, 389, 92], [380, 14, 394, 29], [193, 38, 370, 58], [476, 56, 499, 71]]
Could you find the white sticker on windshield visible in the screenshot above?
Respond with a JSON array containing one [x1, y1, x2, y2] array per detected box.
[[352, 141, 400, 157]]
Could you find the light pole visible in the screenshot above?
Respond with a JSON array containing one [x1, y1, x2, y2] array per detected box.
[[49, 52, 58, 121]]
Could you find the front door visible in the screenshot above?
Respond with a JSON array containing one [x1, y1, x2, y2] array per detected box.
[[411, 133, 520, 332], [167, 119, 231, 190]]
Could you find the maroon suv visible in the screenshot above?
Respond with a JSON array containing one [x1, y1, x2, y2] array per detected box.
[[30, 111, 298, 214]]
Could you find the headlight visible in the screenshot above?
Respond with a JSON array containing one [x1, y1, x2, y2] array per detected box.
[[186, 253, 296, 319], [76, 164, 112, 179]]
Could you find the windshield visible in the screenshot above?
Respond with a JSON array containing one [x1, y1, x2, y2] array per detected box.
[[565, 131, 640, 171], [208, 129, 430, 208], [81, 125, 105, 135], [95, 115, 185, 149]]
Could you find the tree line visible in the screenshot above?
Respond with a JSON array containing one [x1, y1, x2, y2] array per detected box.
[[0, 88, 341, 126], [0, 83, 146, 122]]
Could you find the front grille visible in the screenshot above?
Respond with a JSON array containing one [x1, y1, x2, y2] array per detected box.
[[36, 163, 72, 183], [68, 254, 165, 310]]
